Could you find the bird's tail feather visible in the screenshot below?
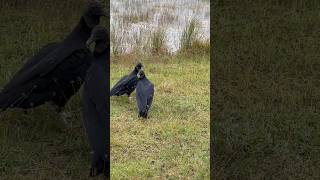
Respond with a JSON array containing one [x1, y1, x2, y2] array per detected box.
[[109, 88, 117, 96], [0, 92, 9, 112]]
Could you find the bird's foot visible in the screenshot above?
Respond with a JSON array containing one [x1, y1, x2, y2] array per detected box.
[[48, 102, 61, 112], [90, 156, 109, 178], [90, 167, 109, 178], [59, 111, 72, 128]]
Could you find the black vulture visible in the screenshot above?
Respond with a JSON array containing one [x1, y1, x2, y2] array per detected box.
[[0, 0, 107, 121], [110, 63, 144, 98], [136, 70, 154, 118], [81, 26, 109, 177]]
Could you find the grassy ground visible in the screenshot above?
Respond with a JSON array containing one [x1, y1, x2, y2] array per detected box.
[[0, 0, 210, 179], [212, 1, 320, 179], [0, 1, 109, 179], [110, 54, 210, 179]]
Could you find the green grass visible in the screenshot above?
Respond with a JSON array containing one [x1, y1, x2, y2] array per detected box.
[[0, 1, 210, 179], [180, 18, 199, 51], [149, 28, 167, 55], [0, 1, 109, 179], [110, 54, 210, 179], [212, 1, 320, 179]]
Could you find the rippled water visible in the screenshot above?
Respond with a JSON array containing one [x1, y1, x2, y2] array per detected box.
[[111, 0, 210, 54]]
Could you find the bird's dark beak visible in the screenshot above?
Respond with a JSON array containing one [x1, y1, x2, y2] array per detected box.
[[137, 69, 142, 78], [86, 37, 95, 50], [86, 38, 93, 48]]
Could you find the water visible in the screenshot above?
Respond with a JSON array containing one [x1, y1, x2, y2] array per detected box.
[[111, 0, 210, 54]]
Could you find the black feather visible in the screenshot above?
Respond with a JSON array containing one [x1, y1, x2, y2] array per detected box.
[[110, 63, 143, 97], [81, 27, 109, 177], [136, 70, 154, 118], [0, 16, 101, 111]]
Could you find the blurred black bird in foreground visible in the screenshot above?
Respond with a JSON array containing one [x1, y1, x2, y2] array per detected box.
[[81, 25, 109, 178], [136, 70, 154, 118], [0, 0, 107, 123], [110, 63, 144, 98]]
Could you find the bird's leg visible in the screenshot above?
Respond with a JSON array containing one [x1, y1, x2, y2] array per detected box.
[[59, 111, 73, 127], [48, 102, 72, 127], [89, 153, 109, 177], [48, 102, 60, 112], [127, 93, 133, 101]]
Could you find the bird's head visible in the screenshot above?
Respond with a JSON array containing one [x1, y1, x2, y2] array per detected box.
[[134, 62, 144, 73], [137, 69, 145, 79], [86, 25, 108, 53], [83, 0, 107, 28]]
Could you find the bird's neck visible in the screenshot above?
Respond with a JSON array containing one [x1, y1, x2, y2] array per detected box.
[[133, 68, 139, 74], [138, 76, 146, 80], [94, 48, 109, 58], [64, 17, 92, 43], [93, 49, 109, 68]]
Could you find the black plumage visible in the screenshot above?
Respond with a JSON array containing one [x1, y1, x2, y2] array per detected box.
[[15, 42, 59, 75], [81, 26, 109, 177], [136, 70, 154, 118], [0, 1, 107, 112], [110, 63, 144, 97]]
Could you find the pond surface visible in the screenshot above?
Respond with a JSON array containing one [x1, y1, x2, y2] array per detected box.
[[111, 0, 210, 54]]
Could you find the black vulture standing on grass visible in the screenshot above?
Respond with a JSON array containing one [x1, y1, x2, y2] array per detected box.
[[136, 70, 154, 118], [0, 0, 107, 123], [81, 26, 109, 177], [110, 63, 144, 98]]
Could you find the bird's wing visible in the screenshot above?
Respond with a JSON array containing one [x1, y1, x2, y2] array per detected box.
[[86, 64, 108, 103], [81, 64, 108, 161], [136, 83, 148, 112], [17, 43, 59, 75], [0, 86, 23, 109], [126, 73, 139, 90], [1, 43, 59, 93], [110, 75, 129, 95], [146, 83, 154, 110], [112, 75, 128, 88], [0, 78, 49, 109], [2, 43, 87, 93]]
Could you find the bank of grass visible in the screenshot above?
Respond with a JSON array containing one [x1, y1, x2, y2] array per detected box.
[[0, 1, 110, 179], [0, 1, 210, 179], [213, 1, 320, 179], [110, 53, 210, 179]]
